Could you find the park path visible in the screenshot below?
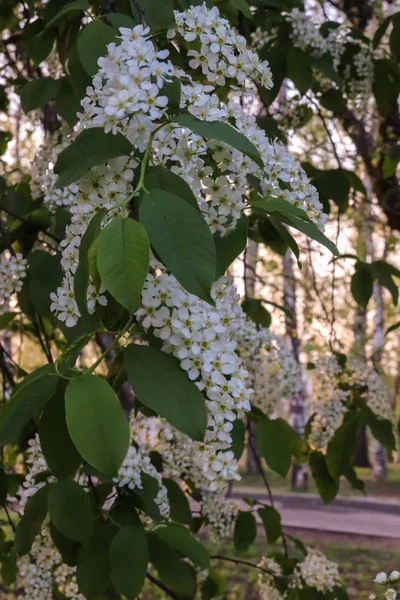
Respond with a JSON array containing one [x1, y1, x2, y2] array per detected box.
[[232, 488, 400, 540]]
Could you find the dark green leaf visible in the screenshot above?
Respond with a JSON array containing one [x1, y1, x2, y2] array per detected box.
[[0, 131, 11, 155], [65, 375, 130, 476], [54, 128, 132, 187], [148, 532, 197, 598], [309, 451, 339, 504], [97, 217, 150, 313], [343, 466, 365, 494], [383, 144, 400, 178], [373, 15, 393, 48], [156, 523, 209, 568], [106, 13, 137, 30], [0, 364, 57, 445], [77, 21, 117, 76], [144, 166, 200, 212], [20, 77, 61, 113], [49, 479, 93, 545], [175, 114, 263, 168], [241, 298, 271, 328], [28, 250, 63, 315], [140, 189, 216, 302], [326, 418, 359, 478], [258, 505, 282, 543], [124, 344, 207, 441], [351, 263, 373, 308], [14, 485, 49, 555], [385, 321, 400, 336], [370, 260, 399, 306], [214, 216, 248, 278], [77, 522, 112, 596], [110, 519, 148, 600], [138, 0, 175, 30], [0, 311, 17, 330], [163, 479, 192, 525], [234, 511, 257, 552], [287, 47, 312, 93], [311, 169, 350, 213], [74, 208, 106, 321], [256, 416, 297, 477], [312, 55, 342, 88], [39, 383, 82, 478], [231, 419, 245, 460], [229, 0, 252, 18], [44, 0, 89, 29], [55, 78, 81, 127], [362, 407, 396, 452], [50, 522, 80, 566], [319, 89, 346, 114]]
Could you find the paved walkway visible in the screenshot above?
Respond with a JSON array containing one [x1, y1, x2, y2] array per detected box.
[[232, 489, 400, 540]]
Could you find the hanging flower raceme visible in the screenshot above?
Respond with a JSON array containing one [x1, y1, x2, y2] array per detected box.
[[348, 359, 393, 422], [290, 547, 342, 593], [257, 557, 284, 600], [237, 315, 298, 416], [0, 252, 27, 315]]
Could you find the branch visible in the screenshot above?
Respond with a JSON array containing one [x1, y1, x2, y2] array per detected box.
[[146, 573, 180, 600], [130, 0, 146, 26], [210, 554, 276, 576]]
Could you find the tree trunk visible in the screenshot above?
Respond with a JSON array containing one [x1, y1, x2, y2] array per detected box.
[[244, 241, 261, 474], [282, 250, 308, 490]]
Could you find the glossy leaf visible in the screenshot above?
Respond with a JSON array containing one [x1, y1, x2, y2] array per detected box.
[[110, 519, 148, 600], [77, 21, 117, 76], [214, 216, 248, 279], [97, 217, 150, 313], [140, 189, 216, 302], [20, 77, 61, 113], [15, 485, 49, 555], [65, 375, 130, 476], [351, 263, 373, 308], [49, 479, 93, 545], [156, 524, 209, 569], [163, 479, 192, 525], [234, 511, 257, 552], [258, 506, 282, 544], [124, 344, 207, 441]]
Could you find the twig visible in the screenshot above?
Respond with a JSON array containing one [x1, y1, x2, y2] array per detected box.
[[0, 206, 62, 244], [3, 503, 15, 532], [146, 573, 180, 600], [210, 554, 276, 576], [32, 317, 53, 363], [38, 314, 54, 363], [130, 0, 146, 26]]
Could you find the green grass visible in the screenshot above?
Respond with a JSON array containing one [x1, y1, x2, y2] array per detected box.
[[236, 463, 400, 499]]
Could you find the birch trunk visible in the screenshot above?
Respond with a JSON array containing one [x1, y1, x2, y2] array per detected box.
[[282, 250, 308, 490]]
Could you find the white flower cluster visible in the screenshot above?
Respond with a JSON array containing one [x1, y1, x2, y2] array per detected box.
[[349, 360, 393, 422], [168, 4, 273, 89], [136, 268, 251, 488], [31, 132, 78, 208], [17, 436, 83, 600], [285, 8, 374, 104], [50, 156, 136, 327], [237, 316, 298, 416], [114, 443, 170, 519], [291, 547, 342, 593], [200, 489, 239, 544], [257, 557, 283, 600], [371, 571, 400, 600], [307, 356, 349, 450], [0, 252, 27, 315]]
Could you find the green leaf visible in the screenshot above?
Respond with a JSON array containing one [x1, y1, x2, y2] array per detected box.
[[373, 59, 400, 116], [28, 250, 63, 315], [50, 522, 80, 566], [106, 13, 137, 30], [88, 237, 102, 292], [370, 260, 399, 306], [319, 89, 346, 114], [55, 78, 81, 127], [54, 128, 132, 187], [258, 506, 282, 543], [23, 18, 56, 65], [65, 375, 130, 476], [385, 321, 400, 336], [39, 383, 82, 479], [241, 298, 271, 328], [362, 407, 396, 452], [74, 208, 106, 320], [156, 523, 209, 568], [311, 169, 350, 213], [14, 485, 49, 555], [256, 417, 297, 477], [234, 511, 257, 552], [259, 42, 287, 106], [351, 263, 373, 308], [309, 451, 339, 504], [148, 532, 197, 598], [77, 522, 112, 596], [163, 479, 192, 525], [326, 418, 359, 479], [229, 0, 252, 18], [214, 216, 248, 279], [124, 345, 207, 441], [287, 47, 312, 93], [97, 217, 150, 313], [138, 0, 175, 30], [390, 14, 400, 62], [144, 166, 200, 212], [162, 76, 182, 114], [0, 364, 57, 445], [44, 0, 89, 29], [383, 144, 400, 178], [0, 131, 12, 155], [312, 55, 342, 88], [373, 15, 393, 48], [49, 479, 93, 545], [140, 189, 216, 302], [110, 520, 148, 600], [20, 77, 61, 113], [343, 466, 365, 494], [0, 311, 17, 330], [77, 21, 117, 76], [231, 419, 245, 460], [175, 113, 263, 168]]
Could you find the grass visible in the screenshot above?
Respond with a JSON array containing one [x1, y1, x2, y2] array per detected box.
[[236, 463, 400, 500]]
